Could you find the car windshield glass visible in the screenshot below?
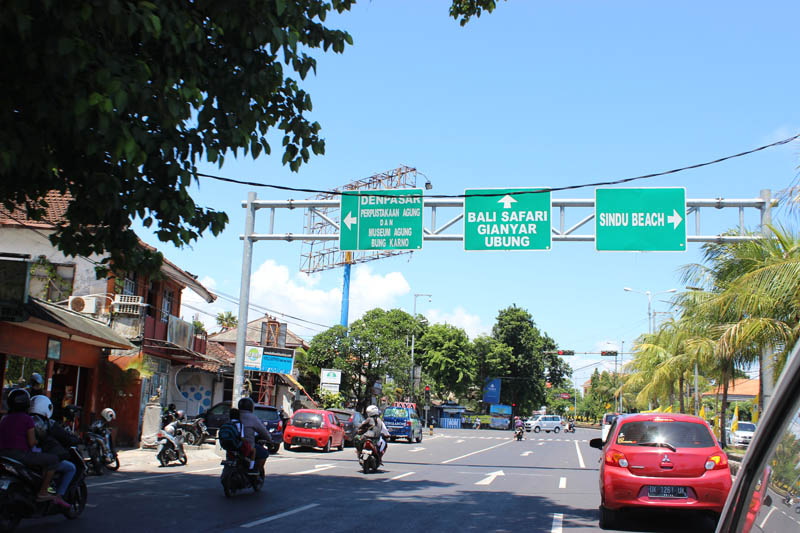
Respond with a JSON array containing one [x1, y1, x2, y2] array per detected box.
[[331, 412, 352, 423], [254, 408, 279, 422], [291, 412, 323, 428], [383, 408, 408, 418], [604, 414, 618, 425], [737, 422, 756, 432], [616, 421, 715, 448]]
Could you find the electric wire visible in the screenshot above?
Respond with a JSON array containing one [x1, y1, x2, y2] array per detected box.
[[195, 133, 800, 199]]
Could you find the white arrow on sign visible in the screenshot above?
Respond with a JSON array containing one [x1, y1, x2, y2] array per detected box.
[[475, 470, 505, 485], [343, 212, 358, 230], [667, 209, 682, 229], [497, 194, 517, 209]]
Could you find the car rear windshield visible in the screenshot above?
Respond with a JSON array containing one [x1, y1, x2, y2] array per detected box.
[[737, 422, 756, 432], [331, 412, 353, 423], [604, 414, 619, 425], [383, 407, 409, 418], [616, 420, 715, 448], [254, 408, 280, 422], [291, 412, 323, 428]]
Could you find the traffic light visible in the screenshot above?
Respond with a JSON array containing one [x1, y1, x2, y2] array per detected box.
[[424, 385, 431, 403], [601, 350, 618, 357], [557, 350, 575, 356]]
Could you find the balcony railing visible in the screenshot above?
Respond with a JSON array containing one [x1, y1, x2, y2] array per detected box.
[[143, 314, 207, 354]]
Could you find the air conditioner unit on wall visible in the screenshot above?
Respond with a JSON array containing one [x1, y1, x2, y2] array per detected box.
[[113, 294, 143, 315], [68, 296, 97, 314]]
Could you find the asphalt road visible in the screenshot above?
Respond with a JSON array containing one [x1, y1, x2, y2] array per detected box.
[[15, 427, 723, 532]]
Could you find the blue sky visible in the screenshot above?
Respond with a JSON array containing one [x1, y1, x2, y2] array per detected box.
[[134, 1, 800, 389]]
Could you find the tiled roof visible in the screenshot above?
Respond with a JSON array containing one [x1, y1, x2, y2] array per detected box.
[[208, 314, 309, 349], [702, 378, 759, 398], [207, 341, 235, 365], [0, 191, 73, 227]]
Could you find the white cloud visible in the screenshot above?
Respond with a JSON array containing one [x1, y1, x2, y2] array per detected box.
[[425, 307, 489, 339]]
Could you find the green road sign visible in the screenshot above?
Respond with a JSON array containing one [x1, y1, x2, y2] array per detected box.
[[595, 188, 686, 251], [339, 189, 423, 251], [464, 188, 551, 251]]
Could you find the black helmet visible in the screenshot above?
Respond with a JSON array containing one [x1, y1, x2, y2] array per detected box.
[[8, 389, 31, 412], [237, 397, 254, 412]]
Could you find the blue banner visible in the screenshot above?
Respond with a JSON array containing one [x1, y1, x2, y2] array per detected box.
[[260, 354, 294, 374], [483, 378, 501, 404]]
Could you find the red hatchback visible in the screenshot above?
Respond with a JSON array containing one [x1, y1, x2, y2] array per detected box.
[[283, 409, 346, 453], [590, 413, 732, 529]]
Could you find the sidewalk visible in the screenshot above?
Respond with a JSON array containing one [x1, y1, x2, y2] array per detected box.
[[115, 443, 221, 469]]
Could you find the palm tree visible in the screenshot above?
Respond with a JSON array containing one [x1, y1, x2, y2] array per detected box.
[[216, 311, 238, 331]]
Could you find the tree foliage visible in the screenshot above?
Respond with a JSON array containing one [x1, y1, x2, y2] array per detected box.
[[417, 323, 475, 400]]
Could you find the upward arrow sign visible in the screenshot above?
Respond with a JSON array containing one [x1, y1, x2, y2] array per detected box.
[[498, 194, 517, 209]]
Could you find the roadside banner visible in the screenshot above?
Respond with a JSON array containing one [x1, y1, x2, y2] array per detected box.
[[731, 404, 739, 433], [483, 378, 501, 404]]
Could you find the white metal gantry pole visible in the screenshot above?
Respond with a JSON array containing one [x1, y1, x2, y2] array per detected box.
[[233, 191, 257, 406]]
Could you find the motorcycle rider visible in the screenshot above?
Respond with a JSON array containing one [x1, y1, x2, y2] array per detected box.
[[29, 395, 80, 506], [237, 397, 270, 474], [27, 372, 45, 398], [0, 389, 63, 505], [514, 416, 524, 439], [356, 405, 389, 462]]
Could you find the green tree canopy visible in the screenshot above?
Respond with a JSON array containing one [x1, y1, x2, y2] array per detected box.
[[417, 323, 475, 400]]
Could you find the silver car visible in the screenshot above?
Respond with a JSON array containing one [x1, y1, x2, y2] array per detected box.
[[527, 414, 563, 433]]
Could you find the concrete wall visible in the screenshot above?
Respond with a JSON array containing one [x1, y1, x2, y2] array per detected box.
[[169, 366, 215, 416]]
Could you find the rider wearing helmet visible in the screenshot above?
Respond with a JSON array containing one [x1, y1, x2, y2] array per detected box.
[[29, 395, 80, 506], [0, 389, 63, 505], [101, 407, 116, 423], [27, 372, 45, 398], [356, 405, 389, 460], [237, 397, 270, 474], [514, 416, 524, 429]]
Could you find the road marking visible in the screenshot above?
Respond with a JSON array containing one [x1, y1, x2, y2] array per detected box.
[[521, 451, 533, 456], [551, 512, 564, 533], [475, 470, 505, 485], [559, 476, 567, 489], [290, 464, 336, 476], [385, 471, 415, 482], [456, 439, 465, 443], [409, 447, 425, 453], [90, 466, 221, 487], [538, 442, 545, 446], [441, 439, 513, 464], [759, 506, 777, 529], [575, 440, 585, 468], [241, 503, 320, 528]]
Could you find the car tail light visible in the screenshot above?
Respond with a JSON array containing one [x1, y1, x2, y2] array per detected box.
[[406, 421, 412, 427], [651, 417, 675, 422], [277, 421, 283, 431], [605, 450, 629, 468], [705, 453, 728, 471]]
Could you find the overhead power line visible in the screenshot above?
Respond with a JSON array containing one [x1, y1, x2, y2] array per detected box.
[[195, 133, 800, 198]]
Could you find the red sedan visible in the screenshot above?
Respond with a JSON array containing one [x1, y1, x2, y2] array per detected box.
[[590, 413, 732, 529], [283, 409, 346, 453]]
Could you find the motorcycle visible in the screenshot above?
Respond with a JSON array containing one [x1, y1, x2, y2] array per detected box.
[[0, 446, 88, 533], [564, 422, 576, 434], [85, 418, 119, 474], [156, 421, 188, 467], [357, 437, 384, 474], [515, 427, 524, 441], [177, 418, 209, 447], [219, 440, 266, 497]]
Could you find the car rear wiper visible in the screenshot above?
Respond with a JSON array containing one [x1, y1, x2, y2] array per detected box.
[[637, 441, 677, 452]]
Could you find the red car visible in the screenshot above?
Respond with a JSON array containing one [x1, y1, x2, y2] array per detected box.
[[283, 409, 346, 453], [590, 413, 732, 529]]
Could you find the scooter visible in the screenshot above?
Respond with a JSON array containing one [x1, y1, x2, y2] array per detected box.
[[357, 437, 384, 474], [178, 417, 210, 446], [219, 440, 267, 497], [564, 422, 576, 434], [0, 446, 88, 533], [85, 418, 119, 473], [156, 421, 188, 467], [515, 427, 524, 441]]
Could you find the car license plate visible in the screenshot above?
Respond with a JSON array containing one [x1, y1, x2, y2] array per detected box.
[[648, 485, 687, 498]]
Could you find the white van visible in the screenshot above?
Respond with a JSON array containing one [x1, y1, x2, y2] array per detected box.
[[527, 414, 563, 433]]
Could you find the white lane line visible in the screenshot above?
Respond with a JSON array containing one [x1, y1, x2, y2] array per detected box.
[[241, 503, 320, 528], [385, 471, 415, 482], [521, 451, 533, 457], [575, 440, 586, 468], [559, 476, 567, 489], [409, 447, 425, 453], [475, 470, 505, 486], [441, 439, 514, 464], [551, 512, 564, 533], [759, 506, 777, 529], [538, 442, 545, 446], [456, 439, 465, 443], [90, 466, 221, 487], [290, 464, 336, 476]]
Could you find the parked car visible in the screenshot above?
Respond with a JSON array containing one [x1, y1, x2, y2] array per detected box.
[[283, 409, 345, 452], [328, 408, 364, 446], [716, 340, 800, 533], [590, 412, 732, 529], [601, 412, 621, 442], [383, 405, 423, 443], [726, 421, 756, 448], [527, 414, 563, 433], [200, 401, 284, 453]]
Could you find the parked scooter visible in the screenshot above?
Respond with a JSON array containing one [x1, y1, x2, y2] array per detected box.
[[178, 417, 210, 446], [0, 446, 88, 533], [220, 439, 267, 497], [156, 420, 188, 467], [84, 408, 119, 474], [356, 437, 384, 474]]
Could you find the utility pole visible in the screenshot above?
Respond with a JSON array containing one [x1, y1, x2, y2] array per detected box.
[[410, 293, 431, 401]]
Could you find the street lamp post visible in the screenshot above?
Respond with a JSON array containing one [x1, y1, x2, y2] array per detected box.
[[410, 293, 432, 401], [623, 287, 677, 334]]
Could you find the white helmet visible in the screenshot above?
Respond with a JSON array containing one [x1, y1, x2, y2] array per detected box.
[[29, 395, 53, 419], [366, 405, 380, 417], [101, 407, 116, 422]]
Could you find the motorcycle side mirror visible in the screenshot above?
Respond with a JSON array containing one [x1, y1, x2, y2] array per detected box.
[[763, 495, 772, 507], [589, 438, 604, 449]]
